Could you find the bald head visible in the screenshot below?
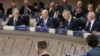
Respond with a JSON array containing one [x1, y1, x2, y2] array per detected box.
[[41, 10, 49, 19], [77, 0, 83, 8], [87, 12, 95, 21]]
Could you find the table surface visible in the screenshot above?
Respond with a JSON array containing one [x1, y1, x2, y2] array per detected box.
[[0, 30, 86, 45]]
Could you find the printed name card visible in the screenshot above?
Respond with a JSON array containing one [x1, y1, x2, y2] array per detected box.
[[0, 25, 3, 29], [30, 27, 35, 32], [73, 31, 83, 37], [35, 27, 49, 32], [55, 29, 67, 34], [15, 26, 29, 31], [3, 26, 14, 30], [84, 33, 91, 38], [49, 28, 55, 33]]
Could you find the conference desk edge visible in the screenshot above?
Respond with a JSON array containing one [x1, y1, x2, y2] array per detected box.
[[0, 30, 87, 45]]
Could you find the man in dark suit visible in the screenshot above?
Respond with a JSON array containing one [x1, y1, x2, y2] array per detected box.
[[7, 8, 23, 26], [0, 3, 4, 18], [36, 10, 54, 28], [85, 12, 100, 33], [61, 10, 79, 31], [37, 41, 50, 56], [85, 35, 100, 56], [73, 0, 87, 19], [60, 0, 72, 13], [33, 0, 44, 12], [86, 3, 99, 21], [47, 2, 55, 18], [20, 0, 33, 15], [6, 2, 17, 17]]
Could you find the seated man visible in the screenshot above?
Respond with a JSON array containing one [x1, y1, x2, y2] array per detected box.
[[73, 0, 87, 19], [20, 0, 33, 15], [36, 10, 54, 28], [61, 10, 79, 31], [85, 35, 100, 56], [33, 0, 44, 12], [84, 12, 100, 33], [0, 3, 4, 18], [37, 41, 50, 56], [7, 8, 23, 26], [60, 0, 72, 13], [86, 3, 99, 21], [6, 2, 17, 17], [0, 3, 4, 14]]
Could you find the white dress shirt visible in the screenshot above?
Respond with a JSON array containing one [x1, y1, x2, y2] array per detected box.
[[90, 19, 95, 32], [43, 18, 48, 27]]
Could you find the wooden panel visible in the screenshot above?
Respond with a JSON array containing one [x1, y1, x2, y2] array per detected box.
[[0, 35, 89, 56]]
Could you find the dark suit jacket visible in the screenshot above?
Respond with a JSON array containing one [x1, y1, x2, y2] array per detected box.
[[73, 8, 87, 19], [47, 8, 55, 17], [6, 8, 13, 17], [37, 17, 54, 28], [85, 20, 100, 33], [33, 1, 44, 12], [21, 15, 30, 26], [7, 16, 23, 26], [0, 3, 4, 18], [63, 18, 79, 31], [60, 4, 72, 13], [0, 3, 4, 14], [20, 5, 33, 15]]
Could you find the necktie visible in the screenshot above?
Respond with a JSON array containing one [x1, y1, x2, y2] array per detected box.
[[87, 22, 91, 32], [13, 18, 17, 26], [43, 20, 47, 28]]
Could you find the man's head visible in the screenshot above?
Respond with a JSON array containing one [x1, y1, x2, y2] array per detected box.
[[87, 3, 94, 12], [49, 2, 55, 9], [62, 0, 67, 5], [24, 0, 29, 6], [35, 0, 40, 2], [12, 8, 20, 18], [54, 4, 59, 10], [62, 10, 71, 20], [86, 35, 99, 48], [76, 0, 83, 8], [37, 41, 48, 55], [41, 10, 49, 19], [11, 2, 16, 8], [87, 12, 95, 21]]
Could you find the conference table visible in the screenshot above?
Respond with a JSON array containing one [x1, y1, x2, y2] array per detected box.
[[0, 26, 92, 56]]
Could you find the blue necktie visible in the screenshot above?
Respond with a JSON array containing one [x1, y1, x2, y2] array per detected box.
[[13, 19, 17, 26]]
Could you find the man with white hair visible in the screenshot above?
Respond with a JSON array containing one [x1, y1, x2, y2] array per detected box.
[[85, 12, 100, 33], [36, 10, 54, 28], [7, 8, 23, 26], [61, 10, 79, 31]]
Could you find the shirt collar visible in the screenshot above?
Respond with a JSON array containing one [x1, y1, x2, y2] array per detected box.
[[90, 19, 95, 24], [68, 16, 72, 22]]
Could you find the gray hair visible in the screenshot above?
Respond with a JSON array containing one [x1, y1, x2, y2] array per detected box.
[[41, 9, 49, 14], [62, 10, 71, 15], [12, 8, 19, 13], [88, 12, 95, 17]]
